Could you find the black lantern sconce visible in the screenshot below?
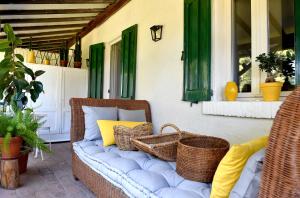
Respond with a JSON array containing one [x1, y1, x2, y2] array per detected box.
[[150, 25, 163, 42]]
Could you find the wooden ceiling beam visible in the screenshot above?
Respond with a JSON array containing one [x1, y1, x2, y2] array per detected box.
[[21, 44, 63, 49], [20, 41, 65, 47], [9, 24, 85, 32], [0, 29, 79, 39], [0, 0, 115, 3], [22, 35, 72, 43], [0, 9, 103, 15], [68, 0, 130, 46], [1, 16, 94, 24]]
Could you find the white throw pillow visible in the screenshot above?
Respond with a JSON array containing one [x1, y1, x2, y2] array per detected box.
[[118, 109, 146, 122], [82, 106, 117, 140]]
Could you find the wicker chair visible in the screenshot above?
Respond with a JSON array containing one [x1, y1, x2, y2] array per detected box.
[[259, 86, 300, 197], [70, 98, 151, 198]]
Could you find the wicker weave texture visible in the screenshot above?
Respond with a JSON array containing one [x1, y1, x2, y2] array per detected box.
[[259, 87, 300, 198], [132, 124, 198, 161], [114, 123, 153, 150], [70, 98, 152, 198], [176, 136, 229, 182], [69, 98, 152, 144], [72, 152, 128, 198]]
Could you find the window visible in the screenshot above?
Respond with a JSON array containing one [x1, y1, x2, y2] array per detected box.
[[269, 0, 295, 91], [109, 41, 122, 99], [233, 0, 298, 96], [234, 0, 252, 93]]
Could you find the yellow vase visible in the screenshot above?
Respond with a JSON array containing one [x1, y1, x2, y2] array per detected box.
[[27, 51, 36, 63], [260, 82, 283, 101], [225, 82, 238, 101], [43, 59, 50, 65]]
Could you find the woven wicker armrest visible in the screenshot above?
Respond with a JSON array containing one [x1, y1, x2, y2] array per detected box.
[[69, 98, 152, 143]]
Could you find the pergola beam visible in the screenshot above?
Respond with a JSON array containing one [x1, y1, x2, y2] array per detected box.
[[68, 0, 130, 46], [0, 29, 79, 39], [1, 16, 94, 24], [0, 9, 103, 15], [22, 35, 72, 43], [9, 24, 86, 31], [0, 0, 115, 4]]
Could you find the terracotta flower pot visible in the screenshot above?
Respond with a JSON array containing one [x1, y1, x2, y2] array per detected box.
[[74, 61, 82, 69], [18, 147, 32, 174], [60, 60, 68, 67], [225, 81, 238, 101], [0, 136, 23, 159], [260, 82, 283, 101]]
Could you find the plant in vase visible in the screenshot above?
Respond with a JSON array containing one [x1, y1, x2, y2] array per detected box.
[[59, 41, 69, 67], [27, 37, 35, 64], [74, 36, 82, 68], [256, 51, 294, 101], [43, 54, 51, 65], [0, 109, 49, 159], [0, 24, 47, 163]]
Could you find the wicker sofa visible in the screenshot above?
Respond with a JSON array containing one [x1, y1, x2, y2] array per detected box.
[[70, 98, 152, 198], [70, 87, 300, 198]]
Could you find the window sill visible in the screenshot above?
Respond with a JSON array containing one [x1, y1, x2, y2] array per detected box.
[[202, 101, 283, 119]]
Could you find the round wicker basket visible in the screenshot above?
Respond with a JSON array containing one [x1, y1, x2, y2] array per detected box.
[[176, 136, 229, 182]]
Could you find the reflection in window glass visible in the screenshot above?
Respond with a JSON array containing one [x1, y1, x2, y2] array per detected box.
[[269, 0, 295, 91], [234, 0, 252, 92]]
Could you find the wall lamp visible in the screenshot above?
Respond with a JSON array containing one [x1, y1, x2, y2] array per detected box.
[[150, 25, 163, 42]]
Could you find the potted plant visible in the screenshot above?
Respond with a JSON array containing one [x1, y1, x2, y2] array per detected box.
[[0, 24, 45, 111], [0, 24, 47, 171], [60, 41, 69, 67], [256, 51, 294, 101], [74, 36, 82, 69], [43, 54, 51, 65], [0, 109, 49, 159], [27, 37, 35, 64]]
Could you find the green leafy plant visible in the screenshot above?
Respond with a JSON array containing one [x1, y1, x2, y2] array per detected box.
[[74, 37, 81, 62], [256, 51, 281, 82], [256, 50, 295, 83], [0, 109, 49, 152], [44, 54, 51, 61], [0, 24, 45, 111], [59, 41, 69, 64]]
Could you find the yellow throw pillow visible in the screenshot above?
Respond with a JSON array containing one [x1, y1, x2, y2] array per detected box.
[[210, 136, 268, 198], [97, 120, 145, 147]]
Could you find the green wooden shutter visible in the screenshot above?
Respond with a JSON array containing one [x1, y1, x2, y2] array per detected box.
[[89, 43, 105, 99], [120, 24, 138, 99], [295, 0, 300, 85], [183, 0, 211, 102]]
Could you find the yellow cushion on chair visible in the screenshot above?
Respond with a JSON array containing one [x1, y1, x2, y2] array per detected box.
[[97, 120, 145, 147], [210, 136, 268, 198]]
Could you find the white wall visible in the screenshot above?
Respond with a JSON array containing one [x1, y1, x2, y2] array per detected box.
[[80, 0, 273, 144]]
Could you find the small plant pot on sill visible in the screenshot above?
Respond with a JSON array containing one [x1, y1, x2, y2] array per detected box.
[[260, 82, 283, 101], [74, 61, 82, 69], [60, 60, 68, 67], [0, 136, 23, 159], [43, 59, 50, 65]]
